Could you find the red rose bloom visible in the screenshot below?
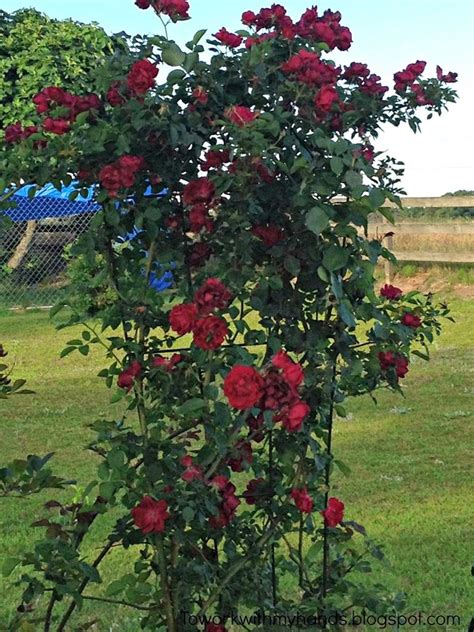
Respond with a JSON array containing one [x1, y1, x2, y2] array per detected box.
[[169, 303, 198, 335], [118, 360, 142, 391], [193, 316, 229, 350], [215, 27, 243, 48], [181, 455, 203, 482], [152, 0, 190, 20], [243, 478, 269, 505], [195, 278, 232, 313], [189, 204, 214, 233], [187, 242, 211, 267], [98, 164, 121, 196], [378, 351, 409, 378], [4, 123, 37, 144], [314, 85, 339, 112], [43, 118, 70, 135], [107, 82, 127, 106], [135, 0, 151, 7], [272, 350, 304, 388], [360, 74, 389, 96], [202, 148, 230, 171], [224, 365, 264, 410], [227, 440, 253, 472], [291, 487, 313, 513], [401, 312, 422, 328], [118, 154, 145, 174], [152, 353, 183, 371], [242, 10, 257, 26], [283, 400, 310, 432], [252, 225, 284, 246], [342, 62, 370, 80], [131, 496, 170, 534], [436, 66, 458, 83], [183, 178, 215, 207], [321, 497, 344, 527], [395, 355, 409, 378], [127, 59, 158, 95], [225, 105, 258, 127], [380, 284, 403, 300], [192, 86, 208, 105]]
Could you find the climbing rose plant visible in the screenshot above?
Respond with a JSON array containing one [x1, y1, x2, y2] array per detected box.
[[0, 2, 457, 630]]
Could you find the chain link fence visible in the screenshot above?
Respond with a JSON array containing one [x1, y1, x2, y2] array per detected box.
[[0, 187, 100, 309]]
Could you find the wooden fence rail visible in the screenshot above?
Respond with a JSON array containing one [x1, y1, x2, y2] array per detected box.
[[369, 196, 474, 282]]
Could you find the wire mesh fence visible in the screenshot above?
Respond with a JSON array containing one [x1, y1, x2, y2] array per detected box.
[[0, 191, 99, 309]]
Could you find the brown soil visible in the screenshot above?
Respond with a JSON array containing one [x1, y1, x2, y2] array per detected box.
[[388, 272, 474, 299]]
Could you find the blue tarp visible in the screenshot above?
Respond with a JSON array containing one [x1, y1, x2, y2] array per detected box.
[[4, 181, 160, 221], [2, 182, 174, 291], [5, 182, 101, 221]]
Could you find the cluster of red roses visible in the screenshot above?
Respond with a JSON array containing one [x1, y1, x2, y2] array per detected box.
[[99, 154, 145, 197], [182, 177, 217, 233], [169, 278, 232, 350], [107, 59, 158, 107], [341, 62, 389, 97], [5, 86, 101, 142], [378, 351, 409, 379], [379, 284, 422, 328], [376, 284, 423, 379], [241, 5, 352, 51], [118, 353, 182, 391], [179, 456, 242, 529], [223, 350, 310, 433], [291, 488, 345, 524], [201, 147, 230, 172], [282, 50, 340, 86], [392, 60, 441, 106], [4, 122, 37, 144], [134, 0, 189, 21]]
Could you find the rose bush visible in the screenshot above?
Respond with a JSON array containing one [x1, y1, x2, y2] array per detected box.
[[0, 1, 457, 630]]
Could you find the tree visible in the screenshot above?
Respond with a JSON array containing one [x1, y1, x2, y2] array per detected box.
[[0, 8, 126, 129], [0, 1, 458, 629]]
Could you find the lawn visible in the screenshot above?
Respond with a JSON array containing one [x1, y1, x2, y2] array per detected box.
[[0, 297, 472, 630]]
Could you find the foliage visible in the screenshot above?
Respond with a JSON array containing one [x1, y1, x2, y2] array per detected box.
[[0, 8, 127, 130], [0, 2, 458, 630]]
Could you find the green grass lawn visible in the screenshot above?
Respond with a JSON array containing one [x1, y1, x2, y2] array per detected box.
[[0, 299, 473, 630]]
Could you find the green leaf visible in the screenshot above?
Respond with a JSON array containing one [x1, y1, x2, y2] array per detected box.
[[178, 398, 207, 416], [182, 506, 195, 522], [330, 156, 344, 176], [334, 459, 351, 476], [167, 69, 186, 84], [306, 207, 329, 235], [283, 255, 300, 276], [183, 52, 199, 72], [369, 188, 386, 209], [412, 349, 429, 361], [106, 579, 127, 597], [322, 245, 348, 271], [317, 266, 329, 282], [192, 28, 207, 45], [338, 299, 356, 328], [162, 43, 186, 66], [345, 170, 363, 189], [379, 206, 395, 224]]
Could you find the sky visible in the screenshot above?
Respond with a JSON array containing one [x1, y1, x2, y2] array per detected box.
[[3, 0, 474, 195]]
